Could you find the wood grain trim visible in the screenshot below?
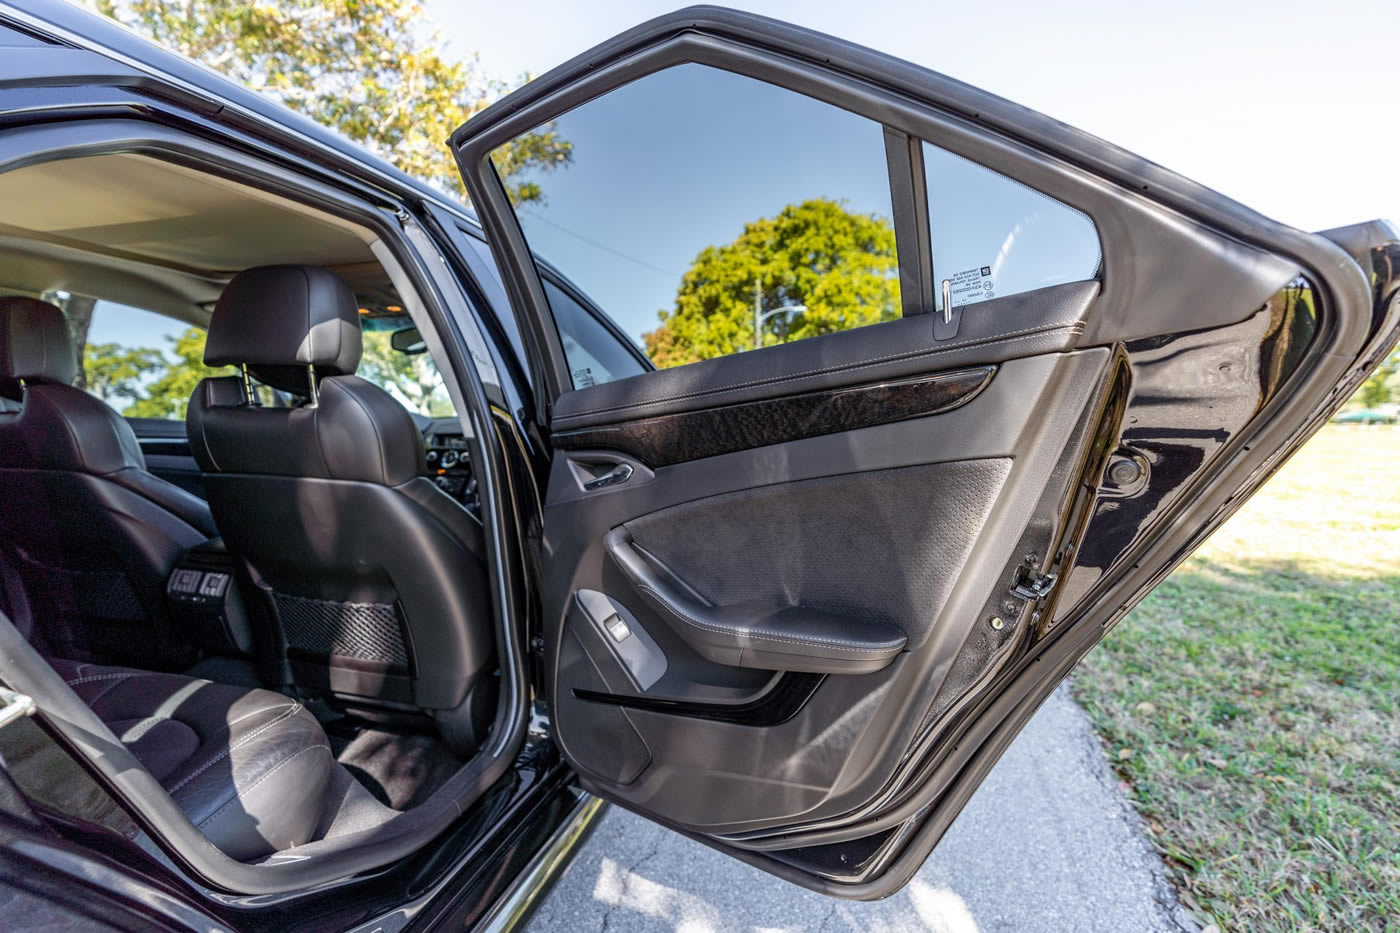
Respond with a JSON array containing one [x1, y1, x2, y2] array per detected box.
[[552, 367, 995, 467]]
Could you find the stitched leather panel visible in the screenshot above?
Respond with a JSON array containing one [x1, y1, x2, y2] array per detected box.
[[0, 297, 76, 385], [187, 375, 424, 485], [49, 658, 334, 861]]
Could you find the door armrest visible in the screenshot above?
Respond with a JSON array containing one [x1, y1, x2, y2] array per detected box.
[[605, 528, 905, 674]]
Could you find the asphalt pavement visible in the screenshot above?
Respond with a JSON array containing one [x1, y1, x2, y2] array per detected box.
[[526, 683, 1198, 932]]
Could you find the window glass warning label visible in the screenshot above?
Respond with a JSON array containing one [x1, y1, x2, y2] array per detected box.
[[946, 265, 996, 307]]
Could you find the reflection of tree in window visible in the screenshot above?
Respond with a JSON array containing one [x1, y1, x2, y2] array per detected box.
[[644, 199, 898, 369]]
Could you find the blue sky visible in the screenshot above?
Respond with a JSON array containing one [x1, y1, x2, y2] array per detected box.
[[429, 0, 1397, 237], [496, 63, 1109, 341]]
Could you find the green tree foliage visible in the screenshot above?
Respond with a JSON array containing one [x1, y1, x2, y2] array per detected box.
[[122, 329, 231, 419], [85, 326, 451, 419], [89, 0, 570, 202], [58, 295, 98, 390], [643, 199, 899, 369], [1353, 350, 1399, 409], [83, 342, 166, 404], [359, 331, 455, 416]]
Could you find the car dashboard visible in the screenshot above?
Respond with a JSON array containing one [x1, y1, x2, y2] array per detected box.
[[422, 421, 479, 518]]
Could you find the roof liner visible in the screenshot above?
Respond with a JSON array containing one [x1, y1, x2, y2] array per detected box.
[[0, 153, 386, 323]]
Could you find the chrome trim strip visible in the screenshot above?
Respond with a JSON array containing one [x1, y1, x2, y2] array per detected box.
[[475, 794, 607, 933]]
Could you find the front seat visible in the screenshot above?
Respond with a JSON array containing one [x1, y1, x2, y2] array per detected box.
[[186, 265, 494, 749], [0, 297, 216, 668]]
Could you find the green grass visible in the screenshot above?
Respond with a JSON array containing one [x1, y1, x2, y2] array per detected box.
[[1073, 424, 1400, 932]]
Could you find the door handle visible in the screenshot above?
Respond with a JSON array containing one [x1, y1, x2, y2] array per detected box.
[[582, 462, 634, 491]]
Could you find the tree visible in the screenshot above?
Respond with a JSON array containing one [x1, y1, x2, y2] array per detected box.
[[643, 199, 900, 369], [83, 341, 166, 405], [124, 328, 231, 419], [1354, 350, 1399, 409], [59, 295, 98, 390], [88, 0, 571, 203]]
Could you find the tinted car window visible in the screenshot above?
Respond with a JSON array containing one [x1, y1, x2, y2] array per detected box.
[[542, 279, 647, 388], [61, 297, 222, 420], [494, 63, 901, 372], [923, 143, 1101, 311], [0, 23, 51, 47]]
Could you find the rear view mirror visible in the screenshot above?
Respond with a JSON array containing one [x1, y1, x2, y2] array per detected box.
[[390, 325, 426, 355]]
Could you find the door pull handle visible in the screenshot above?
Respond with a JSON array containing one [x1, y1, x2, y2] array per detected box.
[[582, 463, 634, 491]]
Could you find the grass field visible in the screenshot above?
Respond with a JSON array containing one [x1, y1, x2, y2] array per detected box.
[[1073, 424, 1400, 932]]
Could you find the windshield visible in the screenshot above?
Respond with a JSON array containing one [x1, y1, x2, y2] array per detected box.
[[357, 313, 456, 417]]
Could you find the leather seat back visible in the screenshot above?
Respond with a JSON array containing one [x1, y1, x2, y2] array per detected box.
[[186, 266, 493, 714], [0, 297, 215, 667]]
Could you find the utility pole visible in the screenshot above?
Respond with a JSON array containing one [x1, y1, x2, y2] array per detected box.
[[754, 279, 762, 351], [753, 278, 807, 351]]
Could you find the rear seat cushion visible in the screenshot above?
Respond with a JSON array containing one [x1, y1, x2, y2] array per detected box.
[[48, 658, 333, 861]]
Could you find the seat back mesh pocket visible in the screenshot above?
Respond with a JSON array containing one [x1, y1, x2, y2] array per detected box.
[[273, 591, 409, 667]]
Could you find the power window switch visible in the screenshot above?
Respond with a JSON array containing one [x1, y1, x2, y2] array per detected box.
[[604, 614, 631, 642]]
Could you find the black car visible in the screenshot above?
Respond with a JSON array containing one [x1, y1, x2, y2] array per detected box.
[[0, 3, 1395, 930]]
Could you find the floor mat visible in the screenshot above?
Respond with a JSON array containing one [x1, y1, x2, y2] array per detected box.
[[335, 728, 464, 811]]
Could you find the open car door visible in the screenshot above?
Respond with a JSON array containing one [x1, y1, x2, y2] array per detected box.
[[450, 7, 1400, 898]]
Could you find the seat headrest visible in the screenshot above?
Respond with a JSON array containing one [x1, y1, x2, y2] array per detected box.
[[0, 296, 77, 386], [205, 266, 362, 392]]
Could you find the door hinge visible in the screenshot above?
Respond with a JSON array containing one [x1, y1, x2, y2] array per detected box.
[[1011, 566, 1058, 602], [0, 687, 36, 731]]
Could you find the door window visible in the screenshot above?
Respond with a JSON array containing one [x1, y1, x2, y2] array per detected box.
[[923, 144, 1101, 311], [459, 229, 647, 388], [490, 62, 1102, 384], [542, 278, 648, 389], [357, 313, 457, 417], [52, 295, 224, 420], [493, 63, 902, 377]]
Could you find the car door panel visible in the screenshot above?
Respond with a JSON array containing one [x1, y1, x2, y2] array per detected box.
[[124, 416, 203, 497], [537, 343, 1113, 836], [553, 367, 994, 468], [549, 280, 1100, 430], [451, 7, 1397, 897]]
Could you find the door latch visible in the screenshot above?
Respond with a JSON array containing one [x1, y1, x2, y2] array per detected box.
[[1011, 566, 1058, 601], [0, 687, 35, 731]]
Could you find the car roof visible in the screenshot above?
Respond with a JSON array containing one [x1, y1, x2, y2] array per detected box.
[[0, 0, 483, 234]]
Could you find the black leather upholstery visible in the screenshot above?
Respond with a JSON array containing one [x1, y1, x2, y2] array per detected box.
[[188, 375, 424, 484], [204, 264, 361, 395], [0, 298, 215, 666], [189, 267, 494, 720], [49, 657, 334, 861], [0, 295, 77, 386]]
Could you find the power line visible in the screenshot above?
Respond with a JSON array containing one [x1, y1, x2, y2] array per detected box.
[[519, 208, 684, 280]]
